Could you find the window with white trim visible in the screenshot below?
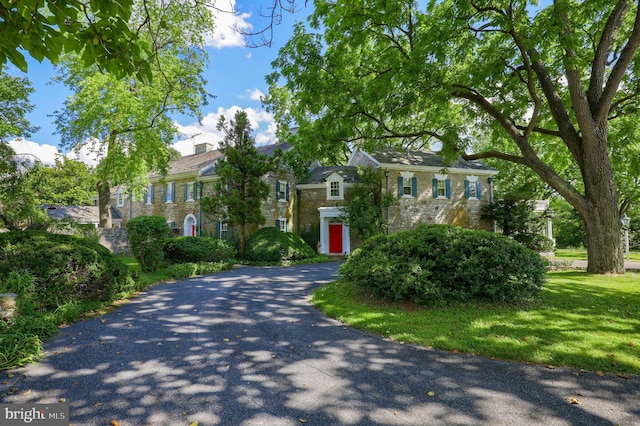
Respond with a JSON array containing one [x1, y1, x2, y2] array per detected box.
[[163, 182, 175, 203], [398, 171, 417, 198], [277, 218, 287, 232], [220, 222, 228, 240], [432, 174, 451, 199], [184, 182, 197, 202], [326, 175, 344, 200], [276, 180, 289, 201], [465, 176, 481, 200], [116, 188, 126, 207], [144, 184, 154, 205]]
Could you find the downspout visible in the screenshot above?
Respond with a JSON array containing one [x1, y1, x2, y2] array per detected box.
[[296, 188, 301, 234], [488, 176, 496, 233], [198, 181, 204, 237], [385, 169, 390, 235]]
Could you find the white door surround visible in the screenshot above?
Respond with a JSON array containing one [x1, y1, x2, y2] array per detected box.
[[318, 207, 350, 255]]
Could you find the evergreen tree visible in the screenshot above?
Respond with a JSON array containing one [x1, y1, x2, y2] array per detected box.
[[202, 110, 281, 257]]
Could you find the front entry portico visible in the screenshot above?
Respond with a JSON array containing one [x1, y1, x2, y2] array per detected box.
[[318, 207, 350, 255]]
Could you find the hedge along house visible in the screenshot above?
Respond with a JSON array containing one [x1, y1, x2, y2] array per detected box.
[[296, 147, 499, 256], [116, 142, 294, 239]]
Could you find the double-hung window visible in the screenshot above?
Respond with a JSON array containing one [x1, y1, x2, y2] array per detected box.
[[326, 174, 344, 200], [116, 188, 126, 207], [144, 184, 154, 205], [163, 182, 175, 203], [432, 174, 451, 199], [465, 176, 481, 200], [184, 182, 198, 202], [276, 218, 288, 232], [397, 172, 417, 198], [276, 180, 289, 202]]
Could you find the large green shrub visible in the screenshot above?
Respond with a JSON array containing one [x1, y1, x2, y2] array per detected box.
[[0, 231, 135, 310], [163, 236, 237, 263], [245, 227, 316, 262], [340, 224, 548, 305], [126, 215, 170, 272]]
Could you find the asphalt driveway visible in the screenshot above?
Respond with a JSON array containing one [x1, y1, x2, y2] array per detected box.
[[1, 262, 639, 425]]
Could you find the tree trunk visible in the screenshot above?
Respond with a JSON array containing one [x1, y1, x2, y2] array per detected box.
[[580, 137, 625, 274], [97, 180, 112, 228], [239, 223, 247, 257]]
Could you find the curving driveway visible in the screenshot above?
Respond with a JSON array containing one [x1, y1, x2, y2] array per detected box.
[[1, 262, 639, 425]]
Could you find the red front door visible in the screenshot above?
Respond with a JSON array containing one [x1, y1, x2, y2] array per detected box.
[[329, 223, 343, 253]]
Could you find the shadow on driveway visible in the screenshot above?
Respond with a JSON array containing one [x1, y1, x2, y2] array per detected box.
[[1, 263, 639, 425]]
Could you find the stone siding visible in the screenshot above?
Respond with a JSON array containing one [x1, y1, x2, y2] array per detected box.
[[384, 170, 493, 233], [97, 228, 131, 255]]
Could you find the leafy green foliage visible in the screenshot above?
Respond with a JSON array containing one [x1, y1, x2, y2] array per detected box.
[[266, 0, 640, 273], [245, 227, 316, 262], [163, 236, 237, 264], [0, 70, 38, 141], [165, 261, 235, 280], [126, 216, 170, 272], [0, 0, 155, 80], [340, 225, 548, 306], [201, 110, 282, 256], [342, 166, 395, 239], [0, 238, 136, 371], [0, 231, 134, 310], [36, 156, 97, 205], [53, 0, 213, 227], [481, 197, 554, 252]]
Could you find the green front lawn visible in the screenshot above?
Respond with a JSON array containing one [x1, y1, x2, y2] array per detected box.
[[311, 271, 640, 375], [554, 248, 640, 262]]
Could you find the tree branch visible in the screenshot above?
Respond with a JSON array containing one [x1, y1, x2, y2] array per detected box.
[[588, 0, 630, 110], [596, 0, 640, 124]]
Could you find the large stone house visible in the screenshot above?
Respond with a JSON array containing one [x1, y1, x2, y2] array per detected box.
[[114, 142, 295, 239], [112, 143, 498, 255]]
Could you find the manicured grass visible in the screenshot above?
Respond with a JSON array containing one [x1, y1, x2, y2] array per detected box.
[[311, 271, 640, 375], [554, 248, 640, 262]]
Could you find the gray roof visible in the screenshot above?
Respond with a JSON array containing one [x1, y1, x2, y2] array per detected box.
[[368, 147, 497, 171], [198, 142, 292, 177], [300, 166, 361, 184], [44, 205, 122, 224], [150, 149, 223, 179]]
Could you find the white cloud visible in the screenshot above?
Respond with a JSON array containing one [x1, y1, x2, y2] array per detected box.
[[8, 138, 60, 166], [206, 0, 252, 49], [65, 143, 102, 168], [243, 88, 264, 101], [173, 105, 277, 155]]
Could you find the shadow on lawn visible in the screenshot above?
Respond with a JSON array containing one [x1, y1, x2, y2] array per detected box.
[[0, 264, 639, 425]]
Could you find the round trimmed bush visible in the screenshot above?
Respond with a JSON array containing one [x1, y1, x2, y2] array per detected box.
[[340, 224, 548, 305], [245, 227, 316, 262], [163, 236, 237, 263], [0, 231, 135, 310], [126, 215, 170, 272]]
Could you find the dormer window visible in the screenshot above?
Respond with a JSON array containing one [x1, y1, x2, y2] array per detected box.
[[326, 173, 344, 200]]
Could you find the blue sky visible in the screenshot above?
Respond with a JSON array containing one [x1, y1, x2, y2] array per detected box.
[[7, 1, 312, 165]]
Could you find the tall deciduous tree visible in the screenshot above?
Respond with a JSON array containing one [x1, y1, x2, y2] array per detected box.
[[265, 0, 640, 274], [36, 156, 97, 206], [0, 0, 153, 79], [201, 110, 281, 257], [54, 0, 213, 228], [0, 70, 41, 229]]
